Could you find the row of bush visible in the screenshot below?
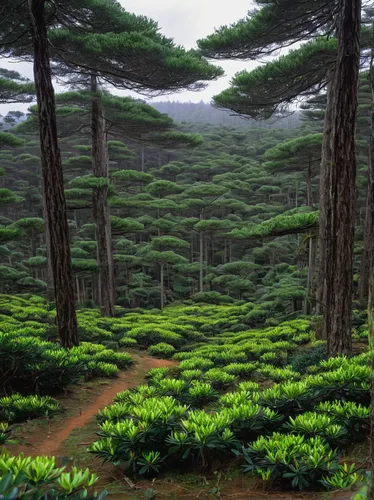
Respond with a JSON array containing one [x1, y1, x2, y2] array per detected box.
[[0, 334, 133, 395], [89, 351, 370, 491]]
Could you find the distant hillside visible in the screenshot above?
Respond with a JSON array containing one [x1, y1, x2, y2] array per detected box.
[[151, 101, 301, 128]]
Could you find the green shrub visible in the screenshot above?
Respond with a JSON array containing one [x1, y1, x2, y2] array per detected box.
[[237, 433, 344, 490], [204, 369, 237, 388], [180, 369, 203, 381], [148, 343, 176, 358], [283, 412, 347, 445], [290, 344, 328, 373], [0, 453, 105, 498], [0, 422, 11, 445], [119, 336, 137, 346], [191, 292, 235, 304], [0, 394, 61, 423], [187, 381, 218, 407], [145, 367, 170, 381], [222, 362, 257, 377], [87, 362, 119, 378], [179, 357, 214, 371], [316, 400, 370, 437]]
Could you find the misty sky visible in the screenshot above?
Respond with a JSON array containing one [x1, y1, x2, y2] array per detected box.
[[0, 0, 257, 114]]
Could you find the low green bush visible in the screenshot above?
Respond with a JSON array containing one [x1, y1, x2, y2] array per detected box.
[[0, 452, 106, 499], [283, 412, 347, 445], [148, 343, 176, 358], [0, 422, 11, 445], [0, 394, 61, 423], [290, 344, 328, 373], [237, 433, 360, 491]]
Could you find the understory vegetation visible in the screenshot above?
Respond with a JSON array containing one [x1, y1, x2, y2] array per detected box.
[[0, 295, 370, 496]]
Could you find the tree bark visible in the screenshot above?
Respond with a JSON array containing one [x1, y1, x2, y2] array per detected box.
[[366, 24, 374, 500], [43, 196, 55, 302], [305, 236, 317, 315], [199, 232, 204, 293], [306, 156, 313, 207], [91, 75, 115, 317], [28, 0, 78, 348], [316, 72, 335, 321], [141, 144, 145, 172], [359, 162, 371, 301], [323, 0, 361, 356], [160, 263, 164, 310]]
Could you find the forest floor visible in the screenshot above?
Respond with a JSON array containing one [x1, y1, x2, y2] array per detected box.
[[7, 351, 363, 500]]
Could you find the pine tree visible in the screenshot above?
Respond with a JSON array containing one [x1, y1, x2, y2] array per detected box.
[[199, 0, 363, 355]]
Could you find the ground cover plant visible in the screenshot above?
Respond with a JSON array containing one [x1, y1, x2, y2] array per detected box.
[[0, 452, 106, 499], [0, 296, 370, 496], [86, 311, 369, 492]]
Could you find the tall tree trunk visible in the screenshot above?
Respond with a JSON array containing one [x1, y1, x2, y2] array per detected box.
[[141, 144, 145, 172], [43, 196, 55, 302], [316, 72, 335, 321], [199, 232, 204, 293], [305, 236, 317, 315], [323, 0, 361, 356], [366, 25, 374, 500], [359, 161, 371, 301], [306, 157, 312, 207], [160, 263, 164, 310], [28, 0, 78, 348], [91, 75, 115, 317]]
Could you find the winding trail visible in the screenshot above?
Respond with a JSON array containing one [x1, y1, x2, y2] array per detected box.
[[11, 353, 176, 458]]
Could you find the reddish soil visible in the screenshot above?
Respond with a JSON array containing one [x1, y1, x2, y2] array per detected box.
[[10, 353, 177, 458]]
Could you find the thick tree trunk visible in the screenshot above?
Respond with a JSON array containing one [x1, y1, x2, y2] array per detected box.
[[91, 75, 115, 317], [43, 197, 55, 302], [323, 0, 361, 356], [366, 28, 374, 500], [28, 0, 78, 348]]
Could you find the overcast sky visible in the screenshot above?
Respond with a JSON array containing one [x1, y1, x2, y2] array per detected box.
[[0, 0, 257, 114]]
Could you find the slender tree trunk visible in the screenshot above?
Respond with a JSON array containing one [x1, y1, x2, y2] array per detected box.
[[306, 157, 312, 207], [358, 219, 370, 301], [76, 277, 80, 304], [199, 232, 204, 293], [305, 236, 317, 314], [316, 72, 335, 321], [141, 144, 145, 172], [366, 26, 374, 500], [305, 160, 315, 315], [91, 75, 115, 317], [323, 0, 361, 356], [28, 0, 78, 348], [160, 263, 164, 310], [359, 158, 371, 301]]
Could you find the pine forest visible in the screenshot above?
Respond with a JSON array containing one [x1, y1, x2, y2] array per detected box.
[[0, 0, 373, 498]]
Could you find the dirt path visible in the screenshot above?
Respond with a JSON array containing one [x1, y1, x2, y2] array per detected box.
[[9, 353, 177, 458]]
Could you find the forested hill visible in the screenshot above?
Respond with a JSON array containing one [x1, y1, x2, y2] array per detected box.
[[152, 100, 302, 128]]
